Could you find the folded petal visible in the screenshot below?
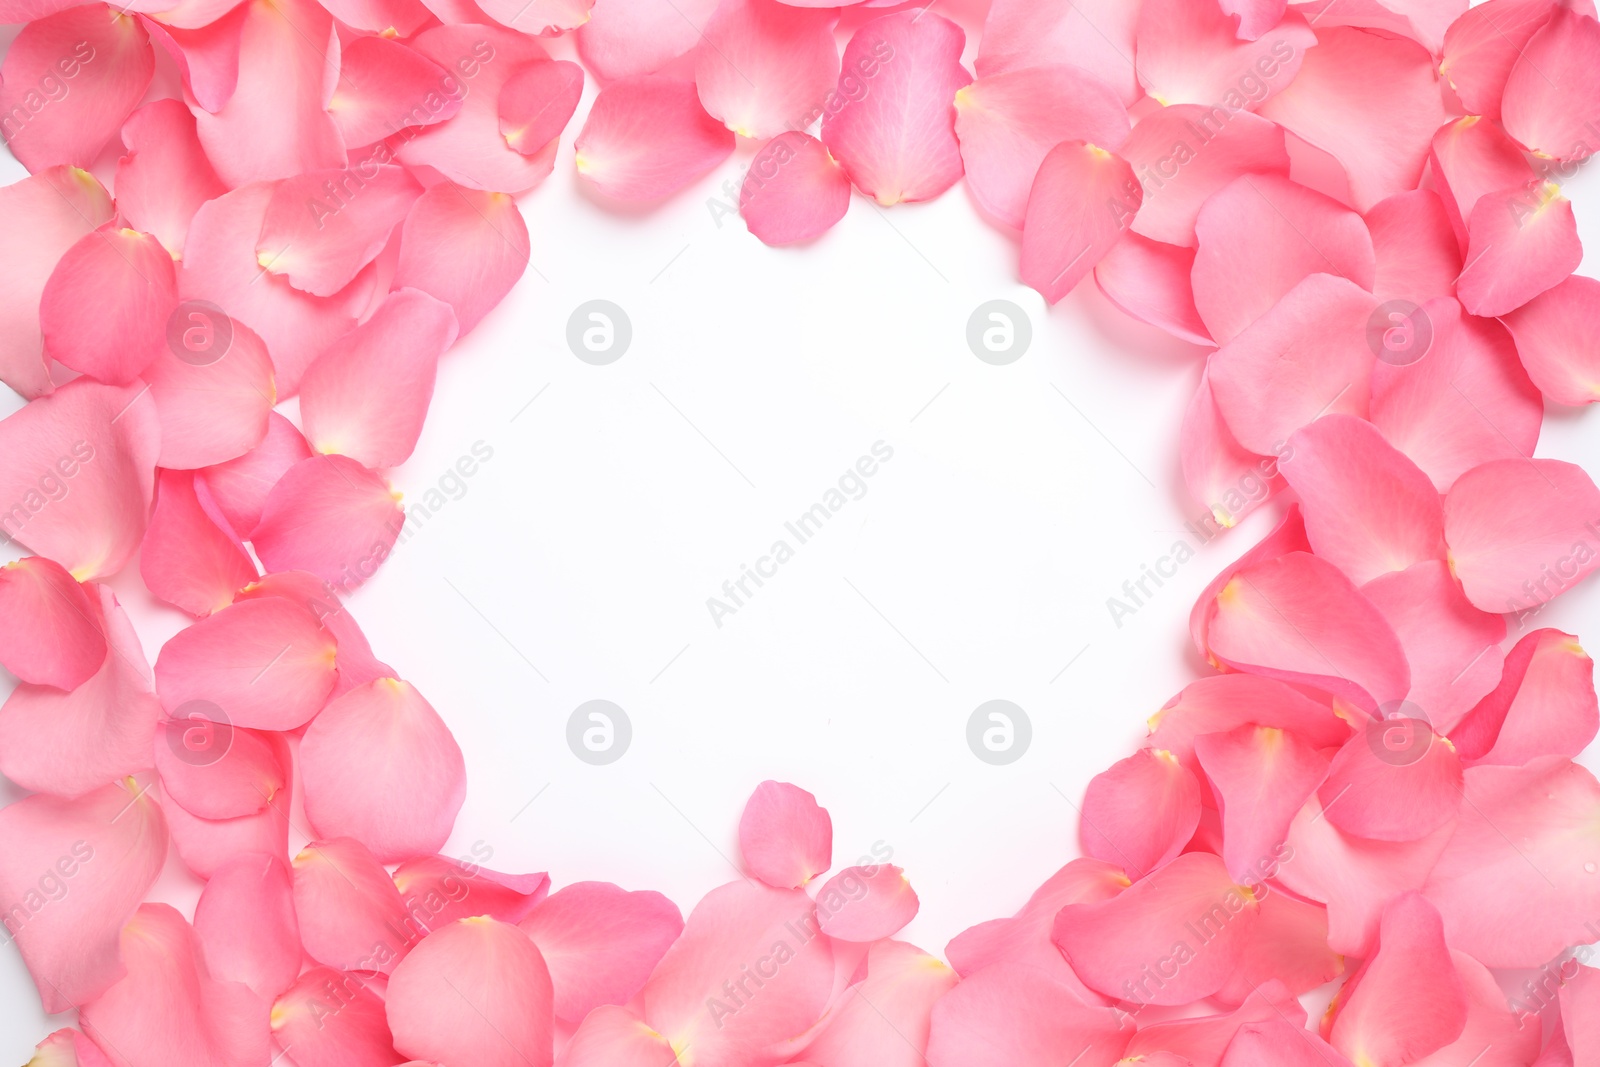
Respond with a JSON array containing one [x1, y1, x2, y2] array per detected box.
[[820, 12, 972, 206], [1079, 748, 1202, 879], [140, 9, 246, 111], [1135, 0, 1313, 108], [575, 0, 719, 80], [393, 855, 549, 927], [574, 74, 735, 201], [1192, 175, 1376, 346], [293, 837, 418, 974], [1257, 25, 1449, 210], [250, 453, 405, 591], [301, 677, 465, 862], [1501, 6, 1600, 161], [298, 288, 455, 469], [0, 166, 113, 398], [1366, 189, 1462, 305], [1196, 725, 1330, 884], [0, 556, 104, 689], [1443, 458, 1600, 613], [1096, 232, 1213, 346], [694, 0, 837, 140], [519, 880, 683, 1023], [1215, 893, 1343, 1007], [1439, 0, 1558, 120], [925, 962, 1130, 1067], [802, 939, 956, 1067], [256, 166, 421, 299], [153, 595, 337, 730], [976, 0, 1140, 104], [1452, 629, 1597, 766], [815, 864, 918, 942], [1369, 297, 1542, 491], [0, 778, 166, 1012], [739, 780, 833, 888], [954, 64, 1131, 229], [270, 967, 399, 1067], [1052, 852, 1261, 1006], [739, 132, 851, 246], [1020, 141, 1142, 303], [1207, 273, 1377, 455], [0, 5, 154, 171], [195, 411, 311, 539], [1123, 106, 1288, 248], [0, 379, 160, 580], [1502, 274, 1600, 406], [194, 853, 300, 1001], [330, 36, 462, 151], [145, 314, 275, 470], [41, 226, 176, 385], [115, 99, 228, 259], [1148, 673, 1350, 777], [388, 918, 555, 1067]]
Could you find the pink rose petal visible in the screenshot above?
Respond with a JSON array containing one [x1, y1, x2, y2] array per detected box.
[[250, 454, 405, 591], [739, 132, 852, 246], [739, 779, 833, 888], [575, 75, 735, 201], [0, 556, 105, 690], [519, 880, 683, 1023]]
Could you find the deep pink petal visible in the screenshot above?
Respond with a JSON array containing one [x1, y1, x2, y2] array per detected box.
[[739, 132, 850, 246], [1440, 0, 1559, 119], [1458, 180, 1582, 317], [153, 594, 337, 730], [1502, 273, 1600, 406], [814, 864, 918, 942], [392, 182, 530, 336], [270, 967, 399, 1067], [1079, 748, 1202, 879], [387, 918, 555, 1067], [1122, 106, 1288, 248], [1366, 189, 1462, 305], [1317, 716, 1463, 841], [144, 315, 275, 470], [195, 411, 312, 539], [954, 64, 1131, 229], [925, 962, 1130, 1067], [1135, 0, 1313, 108], [153, 714, 284, 820], [1452, 629, 1598, 766], [115, 99, 228, 259], [520, 880, 683, 1023], [695, 0, 837, 140], [41, 226, 176, 385], [1195, 724, 1330, 884], [739, 780, 833, 888], [0, 556, 104, 689], [1096, 232, 1213, 347], [0, 779, 166, 1012], [1502, 6, 1600, 160], [293, 837, 417, 974], [194, 853, 301, 1001], [576, 0, 718, 80], [257, 166, 422, 298], [392, 855, 549, 927], [574, 74, 735, 201], [1020, 141, 1142, 303], [250, 453, 405, 591], [820, 12, 972, 206], [976, 0, 1140, 105]]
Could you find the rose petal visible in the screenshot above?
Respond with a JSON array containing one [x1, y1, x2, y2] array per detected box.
[[1135, 0, 1313, 108], [1123, 106, 1288, 248], [250, 454, 405, 591], [270, 967, 399, 1067], [739, 132, 851, 246], [1096, 232, 1213, 347], [293, 837, 418, 974], [976, 0, 1140, 105], [574, 75, 735, 201], [1020, 141, 1142, 303], [1195, 725, 1330, 884], [257, 165, 422, 298], [1457, 180, 1582, 317], [392, 855, 549, 926], [815, 864, 918, 942], [115, 99, 228, 259], [519, 881, 683, 1023], [576, 0, 719, 80], [0, 556, 105, 689], [1079, 749, 1202, 880], [1502, 274, 1600, 406], [1451, 629, 1598, 766], [1501, 6, 1600, 161], [925, 962, 1130, 1067], [41, 226, 176, 385], [739, 780, 833, 889], [194, 852, 301, 1001], [195, 411, 312, 540], [695, 0, 838, 140]]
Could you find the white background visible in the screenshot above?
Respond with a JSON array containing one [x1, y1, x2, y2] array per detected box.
[[4, 10, 1600, 1055]]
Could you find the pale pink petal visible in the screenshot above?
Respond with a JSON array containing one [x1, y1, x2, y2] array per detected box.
[[954, 64, 1131, 229], [270, 967, 399, 1067], [1257, 25, 1450, 210], [820, 12, 972, 206], [192, 0, 345, 186], [257, 166, 421, 298], [392, 855, 549, 926], [1423, 757, 1600, 967], [1502, 6, 1600, 160], [1222, 1020, 1354, 1067], [398, 28, 560, 194], [153, 594, 337, 730], [0, 779, 166, 1012], [814, 864, 918, 942], [1223, 0, 1289, 39], [179, 183, 358, 397], [576, 0, 719, 80], [642, 880, 836, 1064], [574, 74, 734, 201], [1537, 1027, 1576, 1067], [694, 0, 837, 140], [0, 379, 160, 579], [1207, 273, 1377, 454], [319, 0, 430, 36], [1052, 852, 1260, 1005], [298, 289, 456, 469], [1412, 949, 1539, 1067], [1562, 965, 1600, 1063], [976, 0, 1140, 105], [1135, 0, 1314, 108], [1192, 175, 1375, 345], [115, 100, 228, 259], [1458, 180, 1582, 317], [1195, 725, 1330, 884], [1327, 893, 1469, 1066], [1452, 629, 1597, 766], [1096, 232, 1213, 346], [392, 183, 530, 336], [195, 411, 312, 539], [1366, 189, 1462, 305], [293, 837, 418, 974], [194, 852, 301, 1001], [1306, 0, 1465, 56], [1429, 115, 1536, 250], [1369, 297, 1543, 491], [1502, 273, 1600, 405], [25, 1028, 117, 1067], [1362, 561, 1506, 733], [1318, 716, 1463, 840], [140, 9, 245, 111], [499, 59, 582, 156], [1122, 106, 1288, 248], [388, 918, 555, 1067], [145, 315, 275, 470], [1215, 893, 1343, 1007], [330, 36, 462, 150], [1280, 414, 1447, 585], [250, 453, 405, 591], [0, 556, 104, 689], [159, 767, 291, 880], [1122, 986, 1307, 1063], [739, 779, 832, 888], [1203, 550, 1411, 711], [1188, 506, 1313, 656], [1020, 141, 1141, 303], [476, 0, 589, 33], [1148, 673, 1350, 778], [0, 166, 113, 398], [1443, 458, 1600, 613], [1180, 370, 1281, 530], [556, 1004, 677, 1067], [739, 132, 851, 245], [520, 880, 683, 1023], [802, 940, 956, 1067], [153, 713, 284, 819], [0, 5, 153, 170], [1439, 0, 1559, 120], [40, 226, 176, 385], [925, 962, 1130, 1067], [301, 677, 465, 862], [1079, 749, 1201, 879]]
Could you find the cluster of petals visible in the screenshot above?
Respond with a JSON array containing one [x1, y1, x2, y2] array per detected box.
[[2, 0, 1600, 1062]]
